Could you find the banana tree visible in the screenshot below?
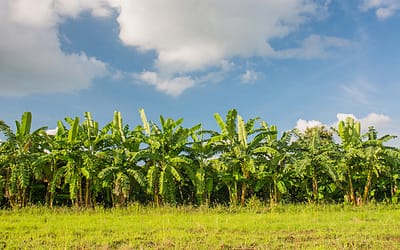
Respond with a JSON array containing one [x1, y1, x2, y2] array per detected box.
[[292, 126, 337, 202], [0, 120, 11, 205], [255, 122, 295, 205], [0, 175, 4, 205], [78, 112, 114, 207], [210, 109, 241, 205], [98, 111, 146, 207], [50, 116, 87, 207], [185, 127, 216, 205], [0, 112, 47, 207], [360, 127, 397, 203], [378, 148, 400, 203], [31, 130, 61, 207], [210, 109, 268, 205], [139, 109, 200, 205], [336, 117, 364, 204]]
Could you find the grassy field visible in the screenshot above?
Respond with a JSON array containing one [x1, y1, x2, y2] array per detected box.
[[1, 204, 400, 249]]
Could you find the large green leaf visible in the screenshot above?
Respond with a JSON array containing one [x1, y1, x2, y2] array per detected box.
[[68, 117, 80, 144], [20, 112, 32, 137], [237, 115, 247, 147], [113, 111, 126, 142], [276, 180, 287, 194], [139, 108, 150, 135], [169, 166, 182, 182], [214, 113, 227, 134], [226, 109, 237, 136]]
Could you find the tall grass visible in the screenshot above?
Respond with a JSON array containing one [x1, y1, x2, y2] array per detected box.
[[1, 204, 400, 249]]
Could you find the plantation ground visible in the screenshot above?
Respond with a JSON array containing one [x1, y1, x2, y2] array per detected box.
[[1, 205, 400, 249]]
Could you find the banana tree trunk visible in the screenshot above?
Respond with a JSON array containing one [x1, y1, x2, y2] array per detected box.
[[312, 174, 318, 202], [270, 180, 278, 206], [228, 182, 238, 206], [154, 184, 160, 207], [49, 191, 54, 209], [240, 182, 247, 206], [4, 168, 11, 207], [85, 178, 90, 207], [347, 171, 356, 205], [44, 181, 50, 207], [362, 169, 373, 204], [77, 178, 83, 207]]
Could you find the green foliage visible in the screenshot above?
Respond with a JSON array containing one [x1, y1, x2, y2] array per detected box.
[[0, 110, 399, 208]]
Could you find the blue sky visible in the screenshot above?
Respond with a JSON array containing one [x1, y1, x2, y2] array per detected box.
[[1, 0, 400, 141]]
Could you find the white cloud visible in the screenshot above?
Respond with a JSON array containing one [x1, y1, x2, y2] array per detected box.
[[0, 0, 115, 96], [335, 113, 393, 135], [341, 79, 377, 104], [136, 71, 195, 97], [46, 127, 58, 136], [335, 113, 398, 144], [8, 0, 57, 28], [295, 113, 399, 147], [360, 0, 400, 20], [360, 113, 391, 128], [274, 35, 354, 59], [296, 112, 394, 135], [54, 0, 120, 18], [295, 119, 325, 133], [241, 70, 260, 83], [0, 0, 353, 97], [116, 0, 342, 95], [336, 113, 356, 122]]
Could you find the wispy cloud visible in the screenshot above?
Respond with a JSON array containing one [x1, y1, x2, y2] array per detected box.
[[135, 71, 195, 97], [240, 70, 260, 84], [274, 35, 355, 60], [341, 79, 377, 104], [360, 0, 400, 20]]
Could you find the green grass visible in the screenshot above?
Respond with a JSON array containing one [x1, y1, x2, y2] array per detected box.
[[1, 204, 400, 249]]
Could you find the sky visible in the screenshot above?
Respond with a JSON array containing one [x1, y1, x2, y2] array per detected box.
[[1, 0, 400, 143]]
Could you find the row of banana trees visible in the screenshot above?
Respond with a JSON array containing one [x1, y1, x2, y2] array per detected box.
[[0, 109, 400, 208]]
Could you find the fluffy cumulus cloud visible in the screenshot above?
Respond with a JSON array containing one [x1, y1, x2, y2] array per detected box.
[[295, 119, 325, 133], [116, 0, 352, 96], [0, 0, 353, 97], [359, 113, 392, 128], [136, 71, 195, 97], [334, 113, 392, 131], [54, 0, 120, 18], [296, 113, 394, 136], [335, 113, 397, 142], [118, 1, 315, 73], [0, 0, 117, 96], [46, 127, 58, 136], [360, 0, 400, 19]]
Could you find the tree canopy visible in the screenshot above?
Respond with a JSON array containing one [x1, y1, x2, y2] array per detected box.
[[0, 110, 399, 208]]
